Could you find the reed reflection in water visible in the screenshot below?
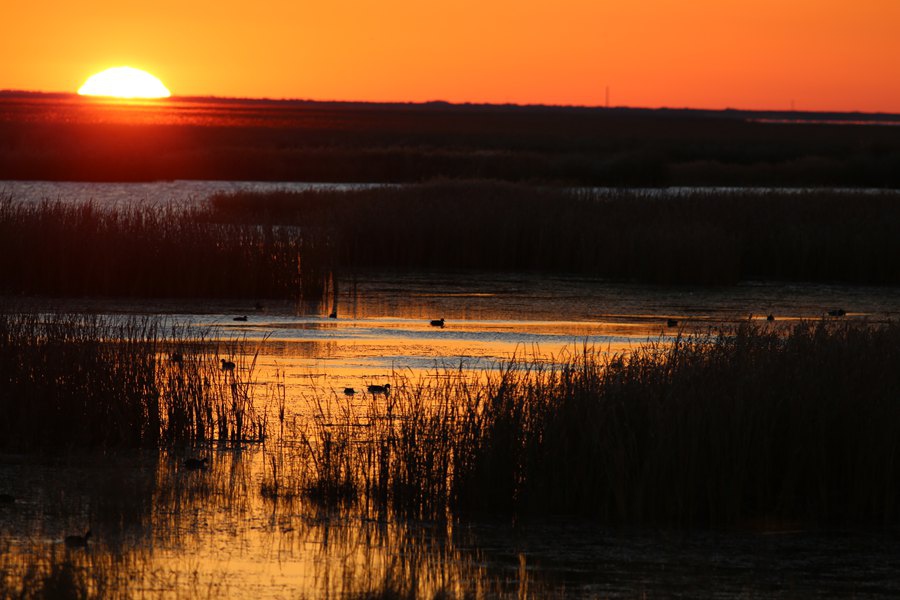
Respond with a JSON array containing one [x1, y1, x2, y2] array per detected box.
[[3, 446, 900, 598], [0, 449, 530, 599]]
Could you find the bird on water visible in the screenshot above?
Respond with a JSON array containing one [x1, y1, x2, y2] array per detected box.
[[233, 316, 248, 322], [827, 308, 847, 317], [367, 384, 391, 394], [65, 530, 91, 548], [221, 359, 236, 372], [184, 457, 209, 471], [430, 318, 445, 328], [344, 387, 356, 396], [666, 318, 679, 327]]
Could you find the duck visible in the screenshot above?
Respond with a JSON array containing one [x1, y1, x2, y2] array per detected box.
[[343, 387, 356, 396], [767, 314, 775, 322], [184, 457, 209, 471], [430, 318, 445, 328], [827, 308, 847, 317], [233, 316, 248, 322], [64, 530, 91, 548], [221, 359, 236, 372], [367, 384, 391, 394], [666, 318, 679, 327]]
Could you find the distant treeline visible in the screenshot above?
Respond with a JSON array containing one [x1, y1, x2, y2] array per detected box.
[[2, 183, 900, 299], [2, 95, 900, 186]]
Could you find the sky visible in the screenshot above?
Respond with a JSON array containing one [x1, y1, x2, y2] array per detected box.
[[3, 0, 900, 112]]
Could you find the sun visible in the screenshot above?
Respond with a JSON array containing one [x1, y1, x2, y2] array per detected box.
[[78, 66, 171, 99]]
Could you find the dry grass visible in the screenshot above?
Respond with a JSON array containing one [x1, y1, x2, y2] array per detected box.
[[294, 321, 900, 529], [0, 312, 266, 450]]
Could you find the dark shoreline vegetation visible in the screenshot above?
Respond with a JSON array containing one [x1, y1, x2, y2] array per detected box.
[[0, 313, 266, 450], [3, 93, 900, 187], [2, 311, 900, 530], [4, 183, 900, 304]]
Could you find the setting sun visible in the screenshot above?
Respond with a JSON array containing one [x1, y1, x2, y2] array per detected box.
[[77, 66, 170, 99]]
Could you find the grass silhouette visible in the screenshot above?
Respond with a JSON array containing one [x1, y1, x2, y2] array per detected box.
[[292, 320, 900, 529]]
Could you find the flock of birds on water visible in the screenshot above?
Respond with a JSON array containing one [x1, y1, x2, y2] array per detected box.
[[6, 306, 854, 548]]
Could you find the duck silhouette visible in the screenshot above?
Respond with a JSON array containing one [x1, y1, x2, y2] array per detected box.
[[65, 530, 91, 548], [184, 457, 209, 471], [367, 384, 391, 394]]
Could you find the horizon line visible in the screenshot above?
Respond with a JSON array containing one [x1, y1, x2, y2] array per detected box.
[[2, 88, 899, 119]]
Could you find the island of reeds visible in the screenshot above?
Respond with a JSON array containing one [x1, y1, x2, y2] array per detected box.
[[4, 183, 900, 307]]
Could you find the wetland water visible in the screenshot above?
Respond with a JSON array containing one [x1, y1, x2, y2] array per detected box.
[[3, 180, 900, 597], [4, 272, 900, 597]]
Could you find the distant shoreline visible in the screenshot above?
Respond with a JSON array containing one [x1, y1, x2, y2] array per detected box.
[[3, 92, 900, 187]]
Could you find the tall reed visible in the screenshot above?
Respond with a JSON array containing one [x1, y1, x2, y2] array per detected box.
[[0, 312, 264, 450], [296, 321, 900, 529], [4, 184, 900, 299], [209, 182, 900, 285], [0, 197, 319, 301]]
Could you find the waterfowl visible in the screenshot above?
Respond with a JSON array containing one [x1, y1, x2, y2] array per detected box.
[[666, 319, 679, 327], [221, 359, 236, 372], [329, 311, 338, 319], [65, 530, 91, 548], [170, 351, 183, 365], [367, 384, 391, 394], [827, 309, 847, 317], [343, 387, 356, 396], [430, 318, 445, 328], [233, 316, 248, 322], [767, 314, 775, 322], [184, 457, 209, 471]]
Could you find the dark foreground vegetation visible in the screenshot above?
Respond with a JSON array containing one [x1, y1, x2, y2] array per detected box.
[[4, 183, 900, 301], [4, 311, 899, 529], [0, 313, 265, 450], [2, 92, 900, 186], [293, 320, 900, 530]]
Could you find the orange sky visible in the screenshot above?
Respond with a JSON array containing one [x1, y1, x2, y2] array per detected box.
[[3, 0, 900, 112]]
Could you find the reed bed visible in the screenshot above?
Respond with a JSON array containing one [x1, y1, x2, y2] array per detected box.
[[294, 321, 900, 529], [0, 197, 318, 300], [0, 312, 265, 450], [210, 182, 900, 285], [3, 183, 900, 299]]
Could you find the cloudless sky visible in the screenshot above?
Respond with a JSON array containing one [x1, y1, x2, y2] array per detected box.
[[3, 0, 900, 112]]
